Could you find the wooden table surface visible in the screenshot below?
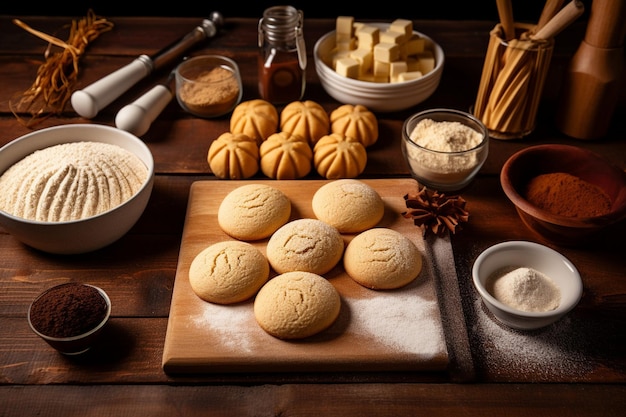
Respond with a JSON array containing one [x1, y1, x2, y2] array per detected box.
[[0, 14, 625, 416]]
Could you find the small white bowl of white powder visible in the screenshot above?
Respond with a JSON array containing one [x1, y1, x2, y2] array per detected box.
[[0, 124, 154, 254], [472, 240, 583, 330], [401, 108, 488, 192]]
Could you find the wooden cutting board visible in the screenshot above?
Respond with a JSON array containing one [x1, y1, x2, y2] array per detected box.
[[162, 179, 450, 374]]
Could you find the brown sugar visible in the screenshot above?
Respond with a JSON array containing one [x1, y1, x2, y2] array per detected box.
[[524, 172, 612, 217], [179, 67, 240, 116]]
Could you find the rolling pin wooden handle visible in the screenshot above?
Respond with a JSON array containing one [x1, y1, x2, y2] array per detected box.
[[585, 0, 626, 48], [71, 55, 153, 119], [115, 83, 173, 137], [555, 0, 626, 139]]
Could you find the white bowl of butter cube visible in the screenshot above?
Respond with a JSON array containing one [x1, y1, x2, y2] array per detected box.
[[314, 17, 444, 113]]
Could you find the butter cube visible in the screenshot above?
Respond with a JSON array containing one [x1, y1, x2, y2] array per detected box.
[[380, 30, 404, 45], [406, 57, 421, 72], [335, 57, 360, 79], [350, 48, 373, 74], [373, 60, 390, 77], [406, 34, 425, 55], [336, 16, 355, 37], [373, 42, 399, 63], [331, 49, 352, 67], [359, 73, 388, 83], [356, 25, 380, 50], [335, 38, 357, 51], [389, 61, 408, 81], [397, 71, 423, 82], [389, 19, 413, 39], [416, 50, 435, 74]]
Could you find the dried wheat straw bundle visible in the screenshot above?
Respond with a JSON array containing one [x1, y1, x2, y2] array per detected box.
[[9, 10, 113, 127]]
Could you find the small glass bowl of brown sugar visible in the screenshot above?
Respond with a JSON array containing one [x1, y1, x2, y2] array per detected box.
[[28, 283, 111, 355], [175, 55, 243, 118]]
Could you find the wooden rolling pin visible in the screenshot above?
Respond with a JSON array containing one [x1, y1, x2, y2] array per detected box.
[[555, 0, 626, 139]]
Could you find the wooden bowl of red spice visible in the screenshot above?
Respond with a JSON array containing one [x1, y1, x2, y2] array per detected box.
[[501, 144, 626, 246], [28, 283, 111, 355]]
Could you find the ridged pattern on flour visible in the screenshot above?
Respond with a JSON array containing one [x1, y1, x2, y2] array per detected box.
[[0, 142, 148, 222]]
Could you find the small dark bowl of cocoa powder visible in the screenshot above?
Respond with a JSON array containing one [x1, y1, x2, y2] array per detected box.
[[28, 283, 111, 355], [501, 144, 626, 246]]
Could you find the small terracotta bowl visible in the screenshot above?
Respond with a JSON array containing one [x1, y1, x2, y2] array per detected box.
[[500, 144, 626, 246], [28, 283, 111, 355]]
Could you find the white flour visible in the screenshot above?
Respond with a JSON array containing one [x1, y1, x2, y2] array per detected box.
[[472, 298, 591, 381], [487, 267, 561, 312], [405, 118, 484, 184], [0, 141, 147, 222]]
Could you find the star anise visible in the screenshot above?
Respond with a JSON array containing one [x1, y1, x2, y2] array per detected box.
[[402, 186, 469, 237]]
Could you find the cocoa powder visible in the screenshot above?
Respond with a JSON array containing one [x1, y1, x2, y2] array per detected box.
[[524, 172, 612, 217], [29, 283, 108, 338]]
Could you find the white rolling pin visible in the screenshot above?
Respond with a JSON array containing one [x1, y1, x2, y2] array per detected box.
[[115, 76, 174, 136], [71, 12, 223, 119]]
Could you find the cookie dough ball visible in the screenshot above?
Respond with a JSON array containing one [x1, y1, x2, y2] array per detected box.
[[312, 179, 384, 233], [254, 271, 341, 339], [259, 131, 313, 180], [330, 104, 378, 147], [218, 183, 291, 241], [266, 218, 344, 275], [313, 133, 367, 179], [230, 99, 278, 145], [344, 228, 422, 290], [207, 132, 259, 179], [280, 100, 330, 146], [189, 240, 270, 304]]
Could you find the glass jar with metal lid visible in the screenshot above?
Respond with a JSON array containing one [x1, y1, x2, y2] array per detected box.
[[258, 5, 306, 104]]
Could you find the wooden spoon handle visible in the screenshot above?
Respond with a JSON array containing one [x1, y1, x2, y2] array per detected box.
[[496, 0, 516, 41], [531, 0, 584, 40], [536, 0, 566, 32]]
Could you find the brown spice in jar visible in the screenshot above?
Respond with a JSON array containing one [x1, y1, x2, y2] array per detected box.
[[524, 172, 612, 217], [29, 283, 108, 338], [179, 67, 240, 116]]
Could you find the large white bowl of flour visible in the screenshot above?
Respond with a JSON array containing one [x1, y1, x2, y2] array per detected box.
[[0, 124, 154, 254]]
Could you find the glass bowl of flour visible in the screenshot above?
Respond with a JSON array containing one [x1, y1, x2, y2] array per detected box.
[[401, 108, 488, 192]]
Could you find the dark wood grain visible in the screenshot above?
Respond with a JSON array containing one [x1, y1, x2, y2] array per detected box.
[[0, 14, 625, 415]]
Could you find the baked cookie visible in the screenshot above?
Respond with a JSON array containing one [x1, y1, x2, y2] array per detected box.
[[189, 240, 270, 304], [253, 271, 341, 339], [217, 183, 291, 241], [311, 179, 384, 233], [343, 228, 422, 289], [266, 218, 344, 275]]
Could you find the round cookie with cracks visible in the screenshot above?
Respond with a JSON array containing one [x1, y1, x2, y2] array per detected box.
[[254, 271, 341, 339]]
